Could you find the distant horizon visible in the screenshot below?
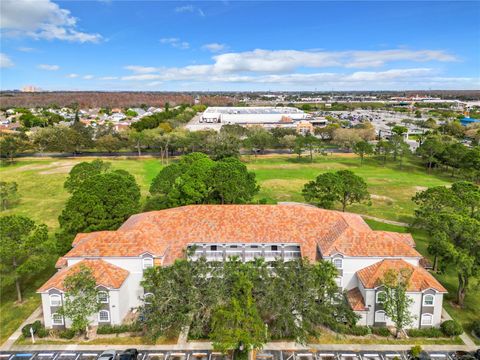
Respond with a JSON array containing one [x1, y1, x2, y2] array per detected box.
[[1, 1, 479, 91]]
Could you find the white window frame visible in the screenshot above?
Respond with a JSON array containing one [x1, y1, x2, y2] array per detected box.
[[376, 291, 386, 304], [98, 310, 110, 322], [97, 291, 109, 304], [333, 258, 343, 269], [375, 310, 386, 323], [423, 294, 434, 307], [49, 294, 62, 307], [143, 257, 154, 269], [144, 292, 154, 304], [52, 313, 64, 325], [421, 313, 433, 326]]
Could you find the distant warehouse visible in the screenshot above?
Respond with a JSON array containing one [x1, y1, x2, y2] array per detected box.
[[200, 106, 308, 125]]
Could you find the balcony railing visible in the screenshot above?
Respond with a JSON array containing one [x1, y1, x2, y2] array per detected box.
[[190, 248, 301, 262]]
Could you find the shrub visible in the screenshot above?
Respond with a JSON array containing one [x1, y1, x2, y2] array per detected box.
[[328, 323, 370, 336], [59, 329, 76, 339], [441, 320, 463, 336], [96, 324, 140, 335], [410, 345, 423, 359], [21, 320, 42, 337], [36, 328, 49, 338], [371, 327, 391, 337], [472, 320, 480, 337], [407, 328, 444, 338]]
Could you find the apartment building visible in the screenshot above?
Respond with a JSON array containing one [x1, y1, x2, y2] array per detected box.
[[38, 204, 446, 329]]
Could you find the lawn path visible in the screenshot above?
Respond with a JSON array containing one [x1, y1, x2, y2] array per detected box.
[[360, 214, 409, 227]]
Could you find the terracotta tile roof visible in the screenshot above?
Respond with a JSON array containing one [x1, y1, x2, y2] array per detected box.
[[356, 259, 447, 292], [37, 259, 129, 292], [55, 257, 67, 268], [62, 204, 421, 264], [347, 287, 367, 311]]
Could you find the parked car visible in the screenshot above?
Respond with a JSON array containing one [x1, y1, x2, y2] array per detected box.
[[98, 351, 116, 360], [119, 349, 138, 360]]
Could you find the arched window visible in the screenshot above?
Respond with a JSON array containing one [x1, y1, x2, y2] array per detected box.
[[376, 291, 386, 303], [143, 257, 153, 269], [423, 294, 434, 306], [52, 313, 64, 325], [144, 292, 154, 304], [421, 313, 433, 326], [375, 310, 386, 323], [49, 294, 62, 307], [333, 258, 343, 269], [97, 291, 109, 304], [98, 310, 110, 322]]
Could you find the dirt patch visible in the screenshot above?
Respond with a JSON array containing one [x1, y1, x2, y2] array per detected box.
[[414, 186, 428, 192], [371, 194, 395, 204]]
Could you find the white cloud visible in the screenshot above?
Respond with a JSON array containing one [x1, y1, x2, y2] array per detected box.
[[124, 65, 158, 73], [17, 47, 36, 52], [202, 43, 227, 53], [83, 75, 94, 80], [99, 76, 118, 80], [37, 64, 59, 71], [66, 73, 79, 78], [160, 37, 189, 49], [0, 0, 102, 43], [175, 5, 205, 16], [0, 53, 14, 68]]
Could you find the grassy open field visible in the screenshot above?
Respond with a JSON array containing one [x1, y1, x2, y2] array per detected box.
[[1, 154, 477, 345]]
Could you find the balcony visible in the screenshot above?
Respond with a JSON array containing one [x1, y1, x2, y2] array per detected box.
[[189, 247, 301, 262]]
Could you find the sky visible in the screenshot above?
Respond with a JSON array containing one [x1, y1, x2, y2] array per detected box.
[[0, 0, 479, 91]]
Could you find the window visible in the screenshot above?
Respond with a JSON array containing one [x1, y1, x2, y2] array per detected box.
[[144, 292, 154, 304], [333, 258, 343, 269], [49, 294, 62, 307], [423, 294, 434, 306], [97, 291, 109, 304], [335, 276, 342, 288], [271, 245, 278, 251], [210, 245, 217, 251], [421, 313, 433, 326], [98, 310, 110, 322], [375, 310, 386, 323], [376, 291, 386, 304], [52, 313, 64, 325], [143, 257, 153, 269]]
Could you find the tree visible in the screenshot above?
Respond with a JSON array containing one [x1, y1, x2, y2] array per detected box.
[[59, 170, 141, 236], [95, 134, 124, 153], [127, 129, 149, 156], [412, 182, 480, 306], [210, 273, 267, 354], [375, 140, 391, 165], [0, 215, 54, 302], [207, 132, 241, 161], [388, 134, 409, 162], [416, 135, 447, 172], [382, 268, 415, 337], [303, 170, 370, 211], [64, 160, 111, 193], [353, 141, 373, 165], [332, 128, 361, 151], [244, 127, 273, 156], [279, 134, 297, 153], [0, 134, 27, 163], [58, 265, 101, 335], [0, 181, 19, 210]]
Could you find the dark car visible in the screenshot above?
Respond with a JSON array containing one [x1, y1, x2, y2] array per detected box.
[[119, 349, 138, 360]]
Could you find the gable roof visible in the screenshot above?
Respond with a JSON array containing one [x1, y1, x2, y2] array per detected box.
[[356, 259, 447, 292], [37, 259, 129, 292], [346, 287, 367, 311], [61, 204, 421, 265]]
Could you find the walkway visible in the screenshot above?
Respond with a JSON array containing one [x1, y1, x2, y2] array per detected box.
[[360, 214, 409, 227], [442, 308, 476, 348], [1, 306, 42, 351]]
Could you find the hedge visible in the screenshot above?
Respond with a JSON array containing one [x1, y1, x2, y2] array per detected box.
[[21, 321, 43, 338], [59, 329, 76, 339], [371, 327, 391, 337], [407, 328, 444, 338], [472, 320, 480, 338], [327, 323, 370, 336], [96, 323, 142, 335]]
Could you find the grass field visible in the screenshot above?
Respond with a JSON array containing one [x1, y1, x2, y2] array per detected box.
[[1, 154, 477, 345]]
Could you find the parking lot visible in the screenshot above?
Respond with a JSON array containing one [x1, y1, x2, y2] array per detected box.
[[0, 350, 468, 360]]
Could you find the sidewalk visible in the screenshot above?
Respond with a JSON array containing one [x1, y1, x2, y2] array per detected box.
[[1, 306, 43, 351]]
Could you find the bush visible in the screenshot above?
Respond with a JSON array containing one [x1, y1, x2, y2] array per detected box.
[[328, 323, 370, 336], [408, 328, 444, 338], [96, 324, 140, 335], [371, 327, 391, 337], [472, 320, 480, 337], [410, 345, 423, 359], [21, 320, 42, 337], [59, 329, 76, 339], [441, 320, 463, 336], [36, 328, 49, 338]]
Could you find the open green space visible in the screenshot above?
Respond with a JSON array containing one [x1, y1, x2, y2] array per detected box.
[[1, 154, 476, 345]]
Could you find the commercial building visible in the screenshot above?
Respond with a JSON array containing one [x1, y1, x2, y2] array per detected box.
[[200, 106, 308, 125], [38, 204, 445, 329]]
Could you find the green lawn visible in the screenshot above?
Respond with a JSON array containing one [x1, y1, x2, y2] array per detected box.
[[0, 154, 474, 345]]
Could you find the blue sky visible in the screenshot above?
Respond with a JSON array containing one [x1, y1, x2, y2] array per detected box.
[[1, 0, 479, 91]]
